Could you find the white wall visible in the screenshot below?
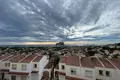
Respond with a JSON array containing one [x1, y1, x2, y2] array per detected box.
[[10, 63, 31, 73], [59, 75, 66, 80], [8, 75, 29, 80], [38, 55, 49, 80], [66, 65, 81, 79], [31, 62, 39, 71], [30, 74, 39, 80], [59, 63, 66, 73], [104, 68, 118, 80], [80, 67, 95, 80]]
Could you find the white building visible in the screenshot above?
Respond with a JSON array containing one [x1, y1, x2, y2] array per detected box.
[[0, 54, 13, 80], [58, 56, 120, 80], [0, 53, 48, 80]]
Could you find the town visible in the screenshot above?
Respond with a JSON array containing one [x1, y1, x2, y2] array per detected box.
[[0, 42, 120, 80]]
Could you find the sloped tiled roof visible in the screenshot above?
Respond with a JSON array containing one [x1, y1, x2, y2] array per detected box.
[[3, 55, 15, 61], [66, 56, 80, 67], [0, 54, 11, 60], [20, 54, 37, 63], [32, 56, 43, 62], [60, 56, 67, 63], [81, 57, 94, 68], [10, 54, 25, 62], [109, 58, 120, 69], [99, 58, 115, 69], [91, 57, 103, 67]]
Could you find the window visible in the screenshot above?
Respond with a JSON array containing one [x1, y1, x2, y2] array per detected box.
[[62, 65, 64, 69], [106, 71, 110, 77], [99, 70, 103, 76], [70, 68, 76, 75], [34, 64, 37, 68], [5, 63, 7, 67], [22, 65, 27, 70], [8, 63, 10, 67], [85, 70, 93, 78], [12, 64, 17, 70], [11, 76, 16, 80], [21, 76, 26, 80]]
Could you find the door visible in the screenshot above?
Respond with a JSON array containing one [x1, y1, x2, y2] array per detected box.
[[2, 73, 4, 80]]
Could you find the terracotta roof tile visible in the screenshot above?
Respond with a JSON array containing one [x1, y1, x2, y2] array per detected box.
[[10, 54, 25, 62], [20, 54, 37, 63], [66, 56, 80, 66], [3, 55, 15, 61], [81, 57, 94, 68], [99, 58, 115, 69], [32, 56, 43, 62], [109, 58, 120, 69], [0, 54, 11, 60], [60, 56, 67, 63], [91, 57, 103, 67]]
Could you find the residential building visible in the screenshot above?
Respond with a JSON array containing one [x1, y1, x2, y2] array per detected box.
[[0, 53, 48, 80], [58, 56, 120, 80]]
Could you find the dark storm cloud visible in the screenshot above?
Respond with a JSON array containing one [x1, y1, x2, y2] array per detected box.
[[0, 0, 120, 44]]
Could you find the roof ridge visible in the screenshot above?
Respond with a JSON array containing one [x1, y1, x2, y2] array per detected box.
[[30, 56, 38, 63], [2, 55, 13, 61], [1, 54, 11, 61], [106, 58, 118, 70], [19, 54, 29, 63], [78, 56, 81, 67], [96, 57, 105, 68], [8, 55, 19, 61]]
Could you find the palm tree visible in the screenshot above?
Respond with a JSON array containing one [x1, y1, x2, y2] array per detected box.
[[50, 53, 60, 80]]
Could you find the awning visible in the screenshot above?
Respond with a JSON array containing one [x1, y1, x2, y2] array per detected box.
[[57, 71, 66, 76], [8, 72, 29, 75], [66, 76, 85, 80], [31, 71, 39, 74], [0, 69, 9, 72]]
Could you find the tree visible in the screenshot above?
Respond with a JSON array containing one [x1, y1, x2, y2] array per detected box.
[[87, 50, 96, 56], [50, 53, 60, 80]]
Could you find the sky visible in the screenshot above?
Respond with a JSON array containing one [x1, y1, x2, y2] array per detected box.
[[0, 0, 120, 45]]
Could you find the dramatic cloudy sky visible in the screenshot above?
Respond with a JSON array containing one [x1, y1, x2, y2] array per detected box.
[[0, 0, 120, 45]]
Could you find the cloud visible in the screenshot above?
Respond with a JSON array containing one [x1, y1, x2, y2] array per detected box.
[[0, 0, 120, 45]]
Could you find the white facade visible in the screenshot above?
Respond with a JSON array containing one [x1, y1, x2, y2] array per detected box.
[[0, 55, 48, 80], [58, 57, 120, 80], [39, 55, 49, 80]]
